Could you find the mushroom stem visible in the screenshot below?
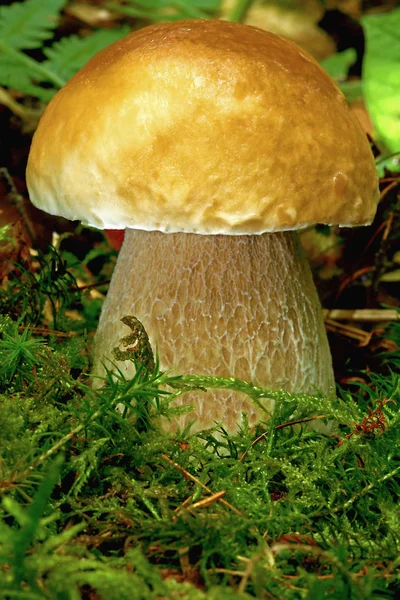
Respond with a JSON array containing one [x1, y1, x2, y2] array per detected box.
[[94, 229, 335, 432]]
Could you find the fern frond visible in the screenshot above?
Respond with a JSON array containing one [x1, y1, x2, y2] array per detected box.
[[43, 26, 130, 81], [0, 0, 66, 50], [108, 0, 221, 22], [0, 54, 56, 101]]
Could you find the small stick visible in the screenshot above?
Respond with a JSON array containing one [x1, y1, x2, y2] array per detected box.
[[379, 180, 399, 202], [191, 490, 226, 509], [175, 494, 194, 512], [324, 319, 373, 346], [323, 309, 400, 322], [0, 87, 40, 122], [74, 280, 111, 291], [161, 454, 242, 516], [18, 326, 77, 338], [336, 266, 375, 300]]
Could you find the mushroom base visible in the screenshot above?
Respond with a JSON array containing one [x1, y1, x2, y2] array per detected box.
[[93, 229, 335, 432]]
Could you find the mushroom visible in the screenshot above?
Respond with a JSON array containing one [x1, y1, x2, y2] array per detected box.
[[26, 19, 379, 432]]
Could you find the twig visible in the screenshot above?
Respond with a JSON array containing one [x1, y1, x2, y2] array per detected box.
[[336, 266, 375, 300], [364, 218, 392, 253], [74, 280, 111, 291], [379, 180, 399, 202], [211, 568, 246, 577], [0, 87, 40, 122], [275, 415, 328, 430], [161, 454, 242, 516], [175, 494, 194, 512], [18, 326, 77, 338], [191, 490, 226, 509], [382, 211, 395, 242], [324, 319, 373, 346], [323, 309, 400, 322]]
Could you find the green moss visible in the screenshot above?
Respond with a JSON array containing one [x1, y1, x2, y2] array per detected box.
[[0, 243, 399, 599]]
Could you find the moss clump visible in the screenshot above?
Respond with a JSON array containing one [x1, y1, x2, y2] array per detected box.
[[0, 247, 399, 599]]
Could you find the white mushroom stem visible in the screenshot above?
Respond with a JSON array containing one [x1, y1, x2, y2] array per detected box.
[[93, 229, 335, 432]]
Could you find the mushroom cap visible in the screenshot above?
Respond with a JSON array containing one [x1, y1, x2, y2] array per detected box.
[[26, 19, 379, 235]]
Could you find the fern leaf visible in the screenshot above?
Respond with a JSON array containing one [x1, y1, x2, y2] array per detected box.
[[108, 0, 219, 21], [0, 0, 66, 50], [0, 55, 57, 101], [118, 0, 220, 15], [0, 54, 32, 89], [193, 0, 222, 9], [43, 26, 130, 81]]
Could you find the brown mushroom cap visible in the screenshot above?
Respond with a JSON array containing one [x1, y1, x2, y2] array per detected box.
[[26, 19, 379, 235]]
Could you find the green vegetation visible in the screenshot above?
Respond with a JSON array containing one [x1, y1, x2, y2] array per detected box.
[[0, 245, 399, 598], [0, 0, 129, 102], [362, 9, 400, 154]]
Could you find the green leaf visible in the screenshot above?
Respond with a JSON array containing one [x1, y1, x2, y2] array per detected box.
[[362, 8, 400, 153], [320, 48, 357, 81], [0, 0, 66, 50], [336, 79, 363, 103], [43, 26, 131, 81], [107, 0, 221, 21], [0, 54, 56, 101]]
